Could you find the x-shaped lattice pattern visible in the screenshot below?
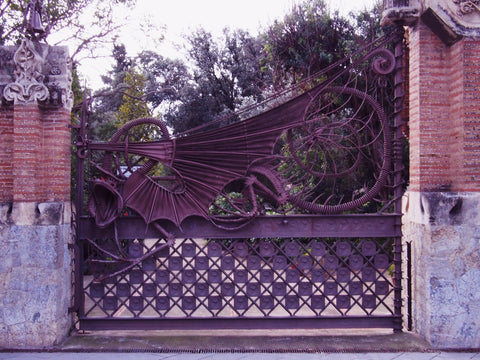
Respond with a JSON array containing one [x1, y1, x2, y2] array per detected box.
[[82, 237, 395, 320]]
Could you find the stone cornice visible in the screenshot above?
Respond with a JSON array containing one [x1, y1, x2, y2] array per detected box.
[[421, 0, 480, 44]]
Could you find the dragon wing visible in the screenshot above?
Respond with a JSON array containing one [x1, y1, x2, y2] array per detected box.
[[121, 94, 310, 226]]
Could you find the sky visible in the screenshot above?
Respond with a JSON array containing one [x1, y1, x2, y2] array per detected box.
[[79, 0, 378, 89]]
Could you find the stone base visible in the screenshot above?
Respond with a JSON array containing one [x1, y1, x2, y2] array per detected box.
[[402, 190, 480, 349], [0, 202, 72, 348]]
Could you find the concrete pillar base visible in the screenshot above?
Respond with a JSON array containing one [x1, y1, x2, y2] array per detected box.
[[0, 201, 72, 348], [402, 190, 480, 348]]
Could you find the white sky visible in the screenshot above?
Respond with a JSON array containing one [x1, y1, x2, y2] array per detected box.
[[79, 0, 378, 89]]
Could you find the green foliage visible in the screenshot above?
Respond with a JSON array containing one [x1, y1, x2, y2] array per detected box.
[[261, 0, 355, 87], [136, 50, 189, 109], [87, 0, 385, 141], [158, 0, 385, 134], [351, 1, 385, 43], [89, 43, 132, 141], [163, 28, 270, 134], [71, 64, 84, 108], [117, 68, 150, 124]]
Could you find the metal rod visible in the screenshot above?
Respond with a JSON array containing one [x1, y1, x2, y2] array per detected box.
[[79, 316, 400, 331], [407, 241, 413, 331], [78, 214, 402, 239], [392, 25, 406, 333], [73, 96, 89, 317]]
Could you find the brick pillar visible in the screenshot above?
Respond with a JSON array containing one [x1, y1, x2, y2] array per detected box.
[[0, 105, 14, 202], [0, 39, 73, 348], [403, 19, 480, 348], [12, 105, 42, 202]]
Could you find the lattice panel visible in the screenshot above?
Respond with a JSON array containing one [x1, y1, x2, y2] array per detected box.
[[82, 237, 395, 320]]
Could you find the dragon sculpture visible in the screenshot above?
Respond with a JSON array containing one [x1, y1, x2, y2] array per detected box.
[[77, 33, 399, 278]]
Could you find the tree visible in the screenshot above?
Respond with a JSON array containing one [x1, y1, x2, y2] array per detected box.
[[86, 0, 385, 138], [97, 43, 132, 113], [261, 0, 355, 87], [0, 0, 135, 61], [87, 43, 133, 141], [117, 68, 150, 125], [223, 29, 273, 102], [163, 28, 270, 134], [350, 1, 385, 45], [164, 1, 371, 133], [136, 50, 189, 110]]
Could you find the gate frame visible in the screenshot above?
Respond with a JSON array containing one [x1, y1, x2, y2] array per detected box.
[[72, 26, 407, 333]]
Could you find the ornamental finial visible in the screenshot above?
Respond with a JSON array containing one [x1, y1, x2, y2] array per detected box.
[[25, 0, 46, 41]]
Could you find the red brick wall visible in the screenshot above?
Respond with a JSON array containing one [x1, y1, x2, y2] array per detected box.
[[408, 22, 480, 192], [12, 105, 42, 202], [462, 41, 480, 191], [0, 103, 71, 203], [39, 108, 71, 202], [0, 105, 14, 202]]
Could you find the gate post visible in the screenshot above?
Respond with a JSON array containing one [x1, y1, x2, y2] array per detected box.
[[0, 40, 73, 348], [400, 0, 480, 349]]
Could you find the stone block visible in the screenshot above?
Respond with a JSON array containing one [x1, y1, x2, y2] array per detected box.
[[8, 225, 69, 270], [0, 203, 12, 224], [404, 191, 480, 227], [3, 290, 27, 326], [10, 202, 36, 226], [2, 40, 72, 109], [0, 205, 72, 348], [0, 321, 7, 347], [6, 323, 27, 347], [36, 202, 64, 225], [382, 0, 420, 26], [456, 268, 480, 304], [403, 190, 480, 348], [9, 202, 70, 227]]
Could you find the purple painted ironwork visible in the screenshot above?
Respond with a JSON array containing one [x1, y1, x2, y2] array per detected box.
[[80, 236, 398, 326], [73, 28, 406, 331], [84, 38, 396, 236], [392, 27, 407, 332]]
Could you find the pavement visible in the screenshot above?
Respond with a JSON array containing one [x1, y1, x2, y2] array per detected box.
[[1, 330, 479, 359], [1, 352, 480, 360]]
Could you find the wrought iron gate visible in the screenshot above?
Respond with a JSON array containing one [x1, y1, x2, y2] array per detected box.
[[72, 28, 406, 332]]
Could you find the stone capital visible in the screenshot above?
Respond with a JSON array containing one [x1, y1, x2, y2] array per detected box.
[[420, 0, 480, 44], [3, 39, 48, 105], [1, 39, 73, 109]]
